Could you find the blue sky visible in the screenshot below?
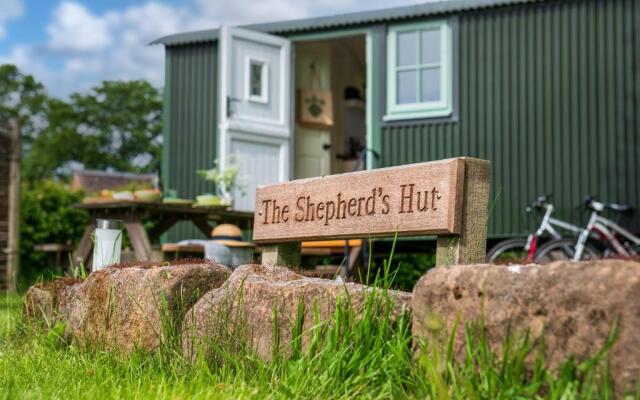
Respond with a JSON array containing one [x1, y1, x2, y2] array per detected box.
[[0, 0, 423, 98]]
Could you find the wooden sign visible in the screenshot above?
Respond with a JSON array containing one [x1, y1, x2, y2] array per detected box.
[[253, 157, 491, 268], [253, 158, 465, 243]]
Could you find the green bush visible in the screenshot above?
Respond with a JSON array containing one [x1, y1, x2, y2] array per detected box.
[[389, 252, 436, 291], [19, 180, 88, 288], [365, 252, 435, 292]]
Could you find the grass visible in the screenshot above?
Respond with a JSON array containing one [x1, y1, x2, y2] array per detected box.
[[0, 271, 634, 399]]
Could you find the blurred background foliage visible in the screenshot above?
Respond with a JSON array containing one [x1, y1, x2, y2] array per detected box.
[[19, 180, 88, 289], [0, 64, 163, 182], [1, 63, 162, 288]]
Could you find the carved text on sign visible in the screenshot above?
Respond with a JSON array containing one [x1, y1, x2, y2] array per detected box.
[[259, 185, 443, 227], [253, 158, 464, 243]]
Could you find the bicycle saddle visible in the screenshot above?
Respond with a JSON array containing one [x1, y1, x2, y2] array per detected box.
[[584, 196, 634, 214], [604, 202, 634, 214]]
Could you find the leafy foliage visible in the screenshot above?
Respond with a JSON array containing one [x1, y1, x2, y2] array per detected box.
[[388, 252, 436, 291], [197, 157, 245, 198], [19, 180, 88, 287], [0, 64, 48, 143], [23, 79, 163, 181]]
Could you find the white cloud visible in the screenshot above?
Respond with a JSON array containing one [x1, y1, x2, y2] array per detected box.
[[1, 0, 425, 97], [188, 0, 310, 30], [47, 1, 112, 52], [0, 0, 24, 38]]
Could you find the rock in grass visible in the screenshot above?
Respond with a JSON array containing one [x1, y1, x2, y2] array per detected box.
[[412, 259, 640, 393], [182, 264, 412, 362], [65, 260, 231, 354], [23, 277, 83, 326]]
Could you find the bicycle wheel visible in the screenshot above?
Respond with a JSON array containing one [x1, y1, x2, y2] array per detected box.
[[487, 238, 529, 263], [534, 238, 600, 263]]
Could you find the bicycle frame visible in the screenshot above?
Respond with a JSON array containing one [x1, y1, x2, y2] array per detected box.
[[573, 211, 640, 261], [525, 204, 582, 260]]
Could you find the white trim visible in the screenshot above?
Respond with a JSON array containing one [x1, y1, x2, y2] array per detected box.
[[245, 56, 269, 104], [365, 30, 373, 170], [218, 26, 230, 172], [226, 120, 290, 138], [384, 20, 452, 121]]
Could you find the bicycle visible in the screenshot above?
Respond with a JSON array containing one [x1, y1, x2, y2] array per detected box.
[[534, 196, 639, 262], [487, 194, 583, 262]]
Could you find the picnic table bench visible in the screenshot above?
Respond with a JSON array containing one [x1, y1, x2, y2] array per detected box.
[[72, 200, 253, 267], [161, 239, 363, 275]]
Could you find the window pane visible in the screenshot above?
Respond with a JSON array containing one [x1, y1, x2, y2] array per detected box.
[[420, 29, 441, 65], [397, 70, 417, 104], [250, 62, 262, 97], [397, 31, 417, 67], [420, 67, 441, 102]]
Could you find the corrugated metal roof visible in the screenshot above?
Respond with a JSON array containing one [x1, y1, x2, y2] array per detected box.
[[150, 0, 546, 46]]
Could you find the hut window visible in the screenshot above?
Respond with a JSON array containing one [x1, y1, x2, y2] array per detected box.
[[385, 20, 452, 121], [245, 58, 269, 104]]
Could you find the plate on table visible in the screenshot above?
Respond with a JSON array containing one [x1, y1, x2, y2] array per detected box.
[[82, 197, 114, 204], [192, 204, 231, 210], [163, 198, 194, 206]]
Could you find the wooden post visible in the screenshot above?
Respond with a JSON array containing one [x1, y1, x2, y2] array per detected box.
[[6, 119, 20, 292], [261, 242, 301, 267], [436, 158, 491, 266]]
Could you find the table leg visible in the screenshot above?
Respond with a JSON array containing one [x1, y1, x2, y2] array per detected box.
[[192, 217, 214, 238], [147, 215, 179, 242], [72, 222, 96, 271], [125, 222, 153, 261]]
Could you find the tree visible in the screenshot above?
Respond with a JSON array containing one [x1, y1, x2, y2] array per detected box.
[[23, 80, 163, 181], [0, 64, 48, 144]]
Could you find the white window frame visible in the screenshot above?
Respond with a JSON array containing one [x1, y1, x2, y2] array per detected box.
[[245, 56, 269, 104], [384, 20, 452, 121]]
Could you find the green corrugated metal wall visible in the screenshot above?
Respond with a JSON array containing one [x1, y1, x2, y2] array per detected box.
[[164, 43, 218, 241], [381, 0, 640, 237], [162, 0, 639, 240]]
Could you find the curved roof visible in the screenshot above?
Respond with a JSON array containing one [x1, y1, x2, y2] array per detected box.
[[151, 0, 545, 46]]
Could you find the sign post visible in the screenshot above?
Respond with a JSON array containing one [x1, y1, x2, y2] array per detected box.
[[253, 157, 490, 267]]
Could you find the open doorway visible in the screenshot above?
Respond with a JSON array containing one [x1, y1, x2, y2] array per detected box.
[[293, 35, 367, 179]]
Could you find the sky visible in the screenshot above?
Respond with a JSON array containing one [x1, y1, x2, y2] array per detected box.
[[0, 0, 426, 98]]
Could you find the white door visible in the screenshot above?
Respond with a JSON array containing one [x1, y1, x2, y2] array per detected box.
[[295, 128, 330, 179], [219, 26, 292, 211], [293, 43, 331, 179]]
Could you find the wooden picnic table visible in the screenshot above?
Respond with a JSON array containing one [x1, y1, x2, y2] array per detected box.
[[72, 200, 254, 266]]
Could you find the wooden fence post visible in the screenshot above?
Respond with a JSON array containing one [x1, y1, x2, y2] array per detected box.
[[262, 242, 301, 267], [7, 119, 21, 292], [435, 158, 490, 266]]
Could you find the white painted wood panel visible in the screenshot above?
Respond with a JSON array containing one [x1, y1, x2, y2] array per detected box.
[[230, 38, 282, 124], [231, 137, 284, 211], [218, 26, 292, 212]]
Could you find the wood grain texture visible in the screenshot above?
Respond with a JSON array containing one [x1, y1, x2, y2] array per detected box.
[[253, 158, 464, 243], [436, 158, 491, 266], [261, 243, 301, 267]]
